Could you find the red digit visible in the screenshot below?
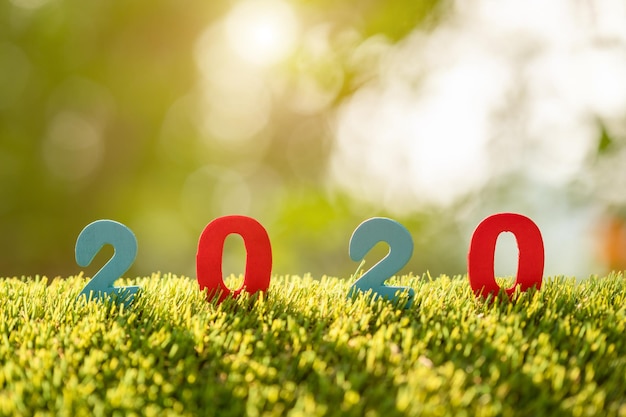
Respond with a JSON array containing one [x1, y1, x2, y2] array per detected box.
[[468, 213, 544, 299], [197, 215, 272, 303]]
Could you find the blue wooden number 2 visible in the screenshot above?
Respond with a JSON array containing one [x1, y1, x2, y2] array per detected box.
[[76, 219, 140, 306], [348, 217, 415, 308]]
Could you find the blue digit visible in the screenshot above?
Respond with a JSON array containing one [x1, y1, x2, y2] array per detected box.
[[76, 220, 140, 306], [348, 217, 415, 308]]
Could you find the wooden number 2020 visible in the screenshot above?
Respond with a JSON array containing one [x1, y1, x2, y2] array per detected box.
[[196, 215, 272, 303], [349, 217, 415, 308], [468, 212, 544, 299]]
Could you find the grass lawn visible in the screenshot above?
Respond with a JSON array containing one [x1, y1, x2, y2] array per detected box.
[[0, 273, 624, 416]]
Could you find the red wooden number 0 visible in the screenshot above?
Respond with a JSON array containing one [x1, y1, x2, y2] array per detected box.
[[197, 215, 272, 303], [468, 213, 544, 299]]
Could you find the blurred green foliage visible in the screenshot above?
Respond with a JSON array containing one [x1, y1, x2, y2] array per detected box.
[[0, 0, 468, 280]]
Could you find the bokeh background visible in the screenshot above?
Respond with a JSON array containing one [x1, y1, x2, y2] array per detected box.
[[1, 0, 626, 280]]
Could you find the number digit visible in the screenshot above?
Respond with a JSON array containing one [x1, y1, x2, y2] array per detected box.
[[468, 212, 544, 299], [76, 219, 140, 305], [348, 217, 415, 307], [197, 215, 272, 303]]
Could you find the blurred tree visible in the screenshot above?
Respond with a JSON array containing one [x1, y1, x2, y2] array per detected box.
[[0, 0, 460, 280]]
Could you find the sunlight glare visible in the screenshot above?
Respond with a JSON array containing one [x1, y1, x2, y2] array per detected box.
[[225, 0, 299, 68]]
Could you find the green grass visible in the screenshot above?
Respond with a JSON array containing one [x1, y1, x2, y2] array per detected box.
[[0, 273, 625, 416]]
